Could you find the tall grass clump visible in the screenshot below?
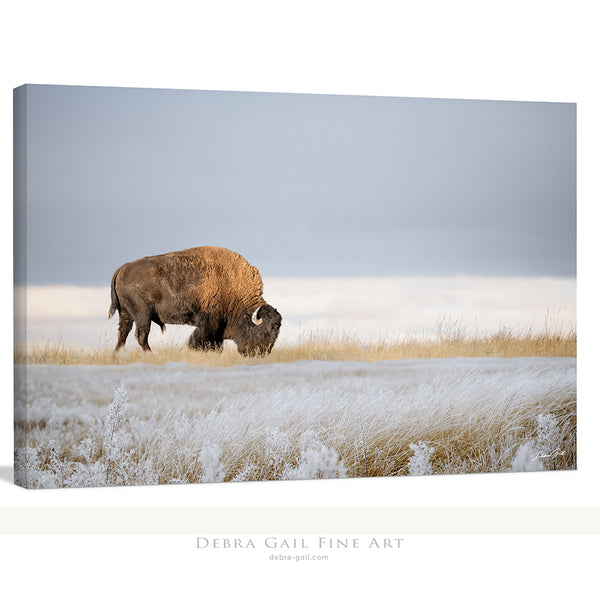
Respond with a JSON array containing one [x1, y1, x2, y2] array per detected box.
[[408, 441, 435, 476], [103, 384, 128, 484]]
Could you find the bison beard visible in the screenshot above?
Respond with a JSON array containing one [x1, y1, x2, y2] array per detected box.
[[108, 246, 282, 356]]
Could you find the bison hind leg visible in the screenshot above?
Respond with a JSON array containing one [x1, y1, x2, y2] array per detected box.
[[115, 312, 133, 352], [134, 317, 152, 351]]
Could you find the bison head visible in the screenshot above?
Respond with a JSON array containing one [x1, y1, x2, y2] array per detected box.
[[234, 304, 282, 356]]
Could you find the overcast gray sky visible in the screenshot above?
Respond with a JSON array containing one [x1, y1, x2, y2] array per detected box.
[[17, 85, 575, 285]]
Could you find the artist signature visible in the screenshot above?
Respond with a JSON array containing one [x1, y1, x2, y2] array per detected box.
[[531, 448, 565, 461]]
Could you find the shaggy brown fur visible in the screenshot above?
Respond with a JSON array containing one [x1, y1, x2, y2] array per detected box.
[[109, 246, 282, 355]]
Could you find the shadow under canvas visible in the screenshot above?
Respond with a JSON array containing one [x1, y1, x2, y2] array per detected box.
[[0, 466, 14, 484]]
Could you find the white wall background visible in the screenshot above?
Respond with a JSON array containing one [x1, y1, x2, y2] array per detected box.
[[1, 1, 598, 595]]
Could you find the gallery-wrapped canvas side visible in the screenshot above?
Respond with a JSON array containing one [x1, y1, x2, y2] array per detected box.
[[14, 86, 28, 488]]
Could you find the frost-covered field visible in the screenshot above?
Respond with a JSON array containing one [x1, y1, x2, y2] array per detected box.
[[14, 357, 576, 488]]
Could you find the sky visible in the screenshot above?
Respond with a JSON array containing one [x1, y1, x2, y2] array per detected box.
[[16, 85, 576, 285]]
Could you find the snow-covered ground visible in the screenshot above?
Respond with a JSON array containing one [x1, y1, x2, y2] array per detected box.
[[14, 357, 577, 488], [17, 276, 576, 347]]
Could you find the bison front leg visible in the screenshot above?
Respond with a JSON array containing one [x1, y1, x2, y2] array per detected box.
[[187, 326, 224, 352]]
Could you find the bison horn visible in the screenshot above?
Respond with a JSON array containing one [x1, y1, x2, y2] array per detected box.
[[251, 306, 263, 325]]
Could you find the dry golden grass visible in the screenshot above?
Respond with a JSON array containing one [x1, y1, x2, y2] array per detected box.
[[16, 327, 576, 367]]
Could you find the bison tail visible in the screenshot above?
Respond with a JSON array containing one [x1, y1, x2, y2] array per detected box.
[[108, 268, 121, 319]]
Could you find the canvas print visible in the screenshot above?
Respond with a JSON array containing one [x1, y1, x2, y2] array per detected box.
[[13, 85, 576, 488]]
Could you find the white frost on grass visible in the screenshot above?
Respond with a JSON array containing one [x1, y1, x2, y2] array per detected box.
[[282, 431, 346, 480], [408, 441, 435, 476], [199, 443, 226, 483], [103, 384, 128, 483], [14, 357, 576, 488], [511, 442, 544, 472], [535, 412, 561, 458], [511, 412, 567, 472]]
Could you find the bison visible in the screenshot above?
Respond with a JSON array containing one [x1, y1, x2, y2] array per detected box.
[[108, 246, 282, 356]]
